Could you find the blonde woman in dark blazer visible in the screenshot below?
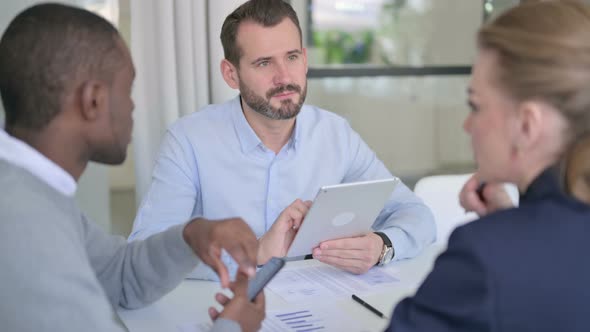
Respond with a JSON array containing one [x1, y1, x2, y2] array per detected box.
[[388, 1, 590, 331]]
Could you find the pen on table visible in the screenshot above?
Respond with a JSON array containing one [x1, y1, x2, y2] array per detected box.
[[352, 294, 388, 319]]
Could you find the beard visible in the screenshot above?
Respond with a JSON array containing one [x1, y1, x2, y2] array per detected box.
[[239, 80, 307, 120]]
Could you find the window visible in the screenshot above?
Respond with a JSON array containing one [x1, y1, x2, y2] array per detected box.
[[296, 0, 520, 183], [308, 0, 482, 67]]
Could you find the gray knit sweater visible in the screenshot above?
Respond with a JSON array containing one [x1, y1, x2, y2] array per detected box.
[[0, 160, 240, 332]]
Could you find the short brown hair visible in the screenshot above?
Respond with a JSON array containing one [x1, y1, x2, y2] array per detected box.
[[478, 0, 590, 201], [220, 0, 302, 67]]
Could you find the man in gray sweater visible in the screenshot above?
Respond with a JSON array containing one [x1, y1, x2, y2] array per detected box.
[[0, 3, 264, 332]]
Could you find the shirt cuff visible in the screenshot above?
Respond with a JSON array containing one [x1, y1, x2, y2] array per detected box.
[[379, 227, 412, 262]]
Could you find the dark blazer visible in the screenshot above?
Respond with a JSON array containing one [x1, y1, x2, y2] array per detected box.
[[386, 168, 590, 332]]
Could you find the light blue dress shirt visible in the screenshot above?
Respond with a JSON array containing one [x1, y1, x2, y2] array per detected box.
[[130, 96, 435, 280]]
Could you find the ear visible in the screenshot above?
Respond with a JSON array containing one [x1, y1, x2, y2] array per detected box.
[[220, 59, 240, 89], [513, 101, 544, 152], [302, 47, 308, 74], [79, 80, 109, 122]]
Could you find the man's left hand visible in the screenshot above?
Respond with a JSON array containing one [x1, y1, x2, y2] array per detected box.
[[312, 233, 384, 274], [257, 199, 312, 265]]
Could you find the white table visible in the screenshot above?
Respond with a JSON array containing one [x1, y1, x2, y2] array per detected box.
[[118, 244, 445, 332]]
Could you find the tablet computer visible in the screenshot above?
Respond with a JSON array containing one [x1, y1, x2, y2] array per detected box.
[[286, 178, 399, 258]]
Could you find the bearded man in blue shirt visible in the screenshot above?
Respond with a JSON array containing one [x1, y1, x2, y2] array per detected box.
[[130, 0, 435, 280]]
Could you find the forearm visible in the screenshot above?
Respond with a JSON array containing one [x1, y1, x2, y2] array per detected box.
[[86, 220, 199, 309], [121, 224, 200, 308]]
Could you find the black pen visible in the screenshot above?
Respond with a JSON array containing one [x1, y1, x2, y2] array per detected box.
[[352, 294, 388, 319]]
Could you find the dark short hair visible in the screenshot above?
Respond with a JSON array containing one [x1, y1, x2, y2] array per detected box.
[[220, 0, 302, 67], [0, 3, 123, 130]]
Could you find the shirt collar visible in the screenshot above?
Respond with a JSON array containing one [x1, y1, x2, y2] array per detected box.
[[231, 96, 262, 153], [0, 129, 77, 196], [231, 95, 301, 154], [291, 112, 302, 150]]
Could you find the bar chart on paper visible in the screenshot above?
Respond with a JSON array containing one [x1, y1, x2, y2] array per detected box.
[[178, 306, 371, 332], [262, 307, 370, 332], [264, 310, 323, 331]]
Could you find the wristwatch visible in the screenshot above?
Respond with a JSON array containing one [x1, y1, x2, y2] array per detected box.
[[374, 232, 394, 266]]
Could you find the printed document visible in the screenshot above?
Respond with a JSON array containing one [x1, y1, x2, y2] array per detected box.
[[267, 264, 399, 303], [177, 306, 371, 332]]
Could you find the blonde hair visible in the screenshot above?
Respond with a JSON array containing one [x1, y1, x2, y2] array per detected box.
[[478, 0, 590, 203]]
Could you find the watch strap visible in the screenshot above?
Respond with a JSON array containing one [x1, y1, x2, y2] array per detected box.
[[374, 232, 394, 265], [374, 231, 392, 248]]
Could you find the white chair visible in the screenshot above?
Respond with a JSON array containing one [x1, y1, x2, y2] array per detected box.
[[414, 174, 476, 245], [414, 174, 519, 245]]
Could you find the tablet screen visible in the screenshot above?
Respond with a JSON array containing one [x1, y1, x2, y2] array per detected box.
[[286, 178, 398, 257]]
